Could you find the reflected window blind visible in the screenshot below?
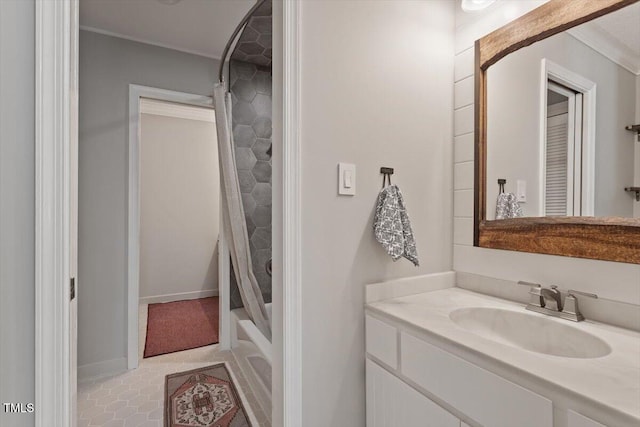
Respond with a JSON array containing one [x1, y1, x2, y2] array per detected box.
[[545, 113, 568, 216]]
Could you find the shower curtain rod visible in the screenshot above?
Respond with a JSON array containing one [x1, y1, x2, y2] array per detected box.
[[217, 0, 267, 84]]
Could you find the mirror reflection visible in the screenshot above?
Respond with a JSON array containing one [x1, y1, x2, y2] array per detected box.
[[486, 3, 640, 220]]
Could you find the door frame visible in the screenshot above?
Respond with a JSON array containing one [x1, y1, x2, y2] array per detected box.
[[544, 81, 578, 216], [35, 0, 78, 426], [35, 0, 303, 425], [127, 85, 230, 370], [280, 1, 303, 425], [538, 58, 596, 216]]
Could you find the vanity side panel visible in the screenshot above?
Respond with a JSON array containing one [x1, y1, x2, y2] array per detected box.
[[400, 332, 553, 427], [366, 315, 398, 369]]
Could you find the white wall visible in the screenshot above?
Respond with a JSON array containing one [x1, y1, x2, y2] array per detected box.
[[139, 102, 219, 302], [0, 1, 36, 426], [298, 1, 454, 425], [78, 30, 220, 372], [453, 1, 640, 306], [486, 32, 636, 218]]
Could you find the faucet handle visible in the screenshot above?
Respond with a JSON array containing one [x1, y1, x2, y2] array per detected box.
[[517, 281, 541, 288], [562, 290, 596, 322], [517, 281, 544, 307], [567, 289, 598, 299]]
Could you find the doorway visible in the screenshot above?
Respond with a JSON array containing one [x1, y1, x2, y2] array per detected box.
[[35, 1, 302, 426], [540, 59, 596, 217], [138, 97, 220, 360], [127, 86, 230, 370], [544, 80, 583, 216]]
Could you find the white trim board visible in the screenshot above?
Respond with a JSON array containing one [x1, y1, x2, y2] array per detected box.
[[140, 98, 215, 122], [282, 1, 303, 426], [77, 358, 128, 384], [127, 84, 231, 370], [79, 25, 222, 61], [538, 59, 597, 217], [35, 0, 77, 426], [139, 289, 219, 305]]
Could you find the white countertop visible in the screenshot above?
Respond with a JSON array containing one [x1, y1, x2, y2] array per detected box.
[[366, 288, 640, 423]]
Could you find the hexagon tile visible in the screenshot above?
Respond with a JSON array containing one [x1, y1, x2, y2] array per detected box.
[[228, 0, 272, 310], [231, 1, 272, 67], [77, 306, 271, 427], [229, 58, 272, 309]]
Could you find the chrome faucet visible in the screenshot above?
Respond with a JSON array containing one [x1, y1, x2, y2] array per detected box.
[[517, 281, 597, 322], [540, 285, 562, 311]]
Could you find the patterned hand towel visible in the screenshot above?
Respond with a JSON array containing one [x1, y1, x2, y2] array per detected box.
[[495, 192, 523, 219], [374, 185, 419, 266]]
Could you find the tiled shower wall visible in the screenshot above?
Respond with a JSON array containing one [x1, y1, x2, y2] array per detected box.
[[229, 59, 272, 308]]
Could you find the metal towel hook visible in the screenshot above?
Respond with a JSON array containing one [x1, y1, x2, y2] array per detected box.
[[498, 178, 506, 194], [380, 167, 394, 188]]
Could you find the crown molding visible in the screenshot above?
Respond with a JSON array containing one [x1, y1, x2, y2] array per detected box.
[[79, 25, 223, 61], [568, 25, 640, 75]]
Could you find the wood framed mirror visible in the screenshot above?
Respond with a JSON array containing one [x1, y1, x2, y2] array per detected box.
[[475, 0, 640, 264]]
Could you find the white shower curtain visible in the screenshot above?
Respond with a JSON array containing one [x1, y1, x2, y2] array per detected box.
[[213, 82, 272, 340]]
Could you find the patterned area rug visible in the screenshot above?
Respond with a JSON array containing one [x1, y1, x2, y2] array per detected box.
[[165, 363, 252, 427]]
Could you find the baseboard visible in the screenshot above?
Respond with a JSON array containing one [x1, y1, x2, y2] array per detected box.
[[139, 289, 219, 305], [78, 357, 128, 383]]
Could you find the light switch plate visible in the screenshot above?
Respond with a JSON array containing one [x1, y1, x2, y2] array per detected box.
[[338, 163, 356, 195], [517, 179, 526, 202]]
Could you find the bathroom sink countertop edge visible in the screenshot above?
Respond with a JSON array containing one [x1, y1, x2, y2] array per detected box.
[[365, 287, 640, 424]]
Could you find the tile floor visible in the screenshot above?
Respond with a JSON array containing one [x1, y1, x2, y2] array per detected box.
[[77, 304, 271, 427]]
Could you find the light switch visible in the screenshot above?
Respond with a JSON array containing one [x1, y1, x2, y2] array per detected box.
[[338, 163, 356, 195], [344, 170, 353, 188], [517, 179, 526, 202]]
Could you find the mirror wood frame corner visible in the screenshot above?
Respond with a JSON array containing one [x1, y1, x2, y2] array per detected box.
[[474, 0, 640, 264]]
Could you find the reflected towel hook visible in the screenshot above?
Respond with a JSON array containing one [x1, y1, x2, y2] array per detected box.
[[381, 167, 394, 188], [498, 178, 506, 194]]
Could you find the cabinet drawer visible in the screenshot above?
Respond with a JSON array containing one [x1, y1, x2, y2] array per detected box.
[[366, 359, 459, 427], [401, 332, 552, 427], [366, 315, 398, 369]]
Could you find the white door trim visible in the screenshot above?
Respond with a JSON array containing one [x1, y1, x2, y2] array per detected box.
[[127, 85, 230, 370], [282, 1, 303, 425], [35, 0, 77, 426], [539, 59, 597, 216]]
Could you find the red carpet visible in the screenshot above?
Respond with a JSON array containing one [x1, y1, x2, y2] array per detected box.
[[144, 297, 219, 358]]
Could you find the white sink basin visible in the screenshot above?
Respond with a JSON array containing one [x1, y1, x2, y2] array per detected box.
[[449, 307, 611, 359]]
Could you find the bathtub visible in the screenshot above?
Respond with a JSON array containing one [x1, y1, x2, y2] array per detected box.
[[230, 303, 272, 420]]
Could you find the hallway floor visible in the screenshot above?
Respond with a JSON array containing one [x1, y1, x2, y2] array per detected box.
[[77, 304, 271, 427]]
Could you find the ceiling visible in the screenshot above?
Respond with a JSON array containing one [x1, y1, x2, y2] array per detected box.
[[79, 0, 256, 59], [568, 2, 640, 75], [589, 2, 640, 61]]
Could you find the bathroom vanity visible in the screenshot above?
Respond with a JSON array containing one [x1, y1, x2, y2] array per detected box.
[[364, 286, 640, 427], [363, 0, 640, 425]]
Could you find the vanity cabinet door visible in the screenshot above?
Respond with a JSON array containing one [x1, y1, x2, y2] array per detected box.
[[568, 410, 606, 427], [366, 359, 459, 427]]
